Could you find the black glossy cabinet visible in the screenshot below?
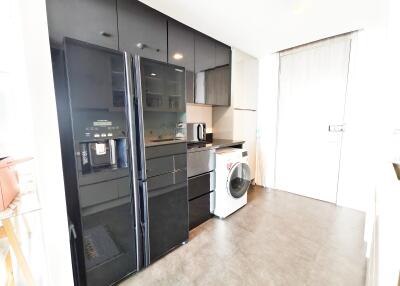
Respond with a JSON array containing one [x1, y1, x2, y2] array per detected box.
[[140, 58, 186, 112], [46, 0, 118, 49], [145, 143, 188, 263], [168, 20, 195, 103], [118, 0, 167, 62], [193, 32, 231, 106], [215, 42, 231, 67]]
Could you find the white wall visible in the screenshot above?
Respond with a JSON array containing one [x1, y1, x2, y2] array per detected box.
[[255, 0, 398, 214], [0, 0, 74, 285], [255, 54, 279, 187], [186, 104, 213, 133]]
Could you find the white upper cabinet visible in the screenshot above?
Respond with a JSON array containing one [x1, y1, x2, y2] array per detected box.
[[231, 49, 258, 111]]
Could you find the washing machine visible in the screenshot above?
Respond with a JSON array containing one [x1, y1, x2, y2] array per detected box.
[[211, 148, 251, 218]]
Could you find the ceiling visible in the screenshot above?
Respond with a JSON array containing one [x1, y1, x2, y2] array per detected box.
[[139, 0, 382, 58]]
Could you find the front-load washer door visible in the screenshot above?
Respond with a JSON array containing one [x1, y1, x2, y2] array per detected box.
[[227, 162, 251, 199]]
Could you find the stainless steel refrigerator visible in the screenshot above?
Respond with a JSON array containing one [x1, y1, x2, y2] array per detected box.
[[51, 38, 188, 286]]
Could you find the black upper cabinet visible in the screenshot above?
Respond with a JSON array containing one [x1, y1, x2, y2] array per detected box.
[[194, 32, 231, 106], [117, 0, 168, 62], [194, 33, 216, 73], [46, 0, 118, 49], [215, 42, 231, 67], [167, 20, 195, 103]]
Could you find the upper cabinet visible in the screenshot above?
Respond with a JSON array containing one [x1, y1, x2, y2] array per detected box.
[[117, 0, 168, 62], [194, 34, 216, 73], [215, 42, 231, 67], [168, 20, 195, 103], [46, 0, 118, 49], [46, 0, 231, 106], [194, 32, 231, 106]]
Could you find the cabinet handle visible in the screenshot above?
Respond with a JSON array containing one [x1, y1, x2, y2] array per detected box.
[[136, 42, 147, 50], [136, 43, 160, 53], [100, 31, 112, 37]]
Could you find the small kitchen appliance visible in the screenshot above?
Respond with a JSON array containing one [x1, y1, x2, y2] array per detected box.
[[187, 123, 206, 143]]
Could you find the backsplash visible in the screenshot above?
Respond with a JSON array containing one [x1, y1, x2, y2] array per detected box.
[[186, 104, 213, 133], [143, 111, 186, 140]]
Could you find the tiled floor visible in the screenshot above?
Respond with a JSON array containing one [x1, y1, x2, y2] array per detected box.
[[121, 186, 366, 286]]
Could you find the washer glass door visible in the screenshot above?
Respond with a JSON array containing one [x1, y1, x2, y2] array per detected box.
[[227, 162, 251, 198]]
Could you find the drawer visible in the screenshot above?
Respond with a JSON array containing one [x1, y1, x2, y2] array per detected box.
[[146, 156, 174, 177], [188, 172, 211, 200], [147, 173, 174, 191], [145, 143, 187, 160], [174, 169, 187, 185], [187, 149, 215, 177], [189, 192, 212, 230], [174, 154, 187, 170]]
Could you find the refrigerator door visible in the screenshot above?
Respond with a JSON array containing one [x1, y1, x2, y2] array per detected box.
[[62, 38, 140, 285]]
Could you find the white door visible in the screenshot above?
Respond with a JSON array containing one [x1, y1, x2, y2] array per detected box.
[[275, 36, 351, 203]]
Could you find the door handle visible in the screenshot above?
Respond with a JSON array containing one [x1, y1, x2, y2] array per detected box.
[[328, 124, 345, 132]]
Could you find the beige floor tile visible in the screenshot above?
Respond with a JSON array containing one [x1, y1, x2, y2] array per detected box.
[[121, 186, 366, 286]]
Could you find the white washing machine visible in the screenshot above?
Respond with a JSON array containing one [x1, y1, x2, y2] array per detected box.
[[211, 148, 251, 218]]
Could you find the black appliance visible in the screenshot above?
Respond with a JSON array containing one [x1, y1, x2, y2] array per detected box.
[[51, 38, 188, 286]]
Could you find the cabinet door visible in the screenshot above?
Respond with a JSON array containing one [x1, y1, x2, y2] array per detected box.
[[46, 0, 118, 49], [117, 0, 167, 62], [194, 33, 216, 72], [168, 20, 195, 103], [194, 33, 215, 104], [215, 42, 231, 67], [205, 65, 230, 106]]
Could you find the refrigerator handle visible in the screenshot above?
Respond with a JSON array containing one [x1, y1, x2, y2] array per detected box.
[[142, 181, 150, 266], [133, 54, 147, 180], [124, 51, 142, 270]]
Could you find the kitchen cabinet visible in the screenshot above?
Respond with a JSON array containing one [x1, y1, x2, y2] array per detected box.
[[194, 32, 231, 106], [118, 0, 168, 62], [46, 0, 118, 49], [231, 49, 258, 110], [168, 20, 195, 103], [206, 65, 230, 106], [194, 33, 216, 73], [141, 58, 185, 112], [215, 42, 231, 67]]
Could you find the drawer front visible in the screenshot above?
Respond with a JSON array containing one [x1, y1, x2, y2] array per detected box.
[[147, 156, 174, 177], [148, 182, 189, 262], [174, 169, 187, 185], [147, 173, 174, 191], [145, 143, 187, 160], [188, 172, 210, 200], [189, 192, 212, 230], [187, 149, 215, 177], [174, 154, 187, 170]]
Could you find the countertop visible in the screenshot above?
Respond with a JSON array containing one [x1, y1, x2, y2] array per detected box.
[[145, 139, 186, 147], [187, 139, 245, 153]]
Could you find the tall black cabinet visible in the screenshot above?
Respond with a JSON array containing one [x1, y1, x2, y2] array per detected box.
[[117, 0, 168, 61], [46, 0, 118, 49]]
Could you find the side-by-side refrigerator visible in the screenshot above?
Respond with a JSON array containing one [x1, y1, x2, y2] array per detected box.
[[51, 38, 188, 286]]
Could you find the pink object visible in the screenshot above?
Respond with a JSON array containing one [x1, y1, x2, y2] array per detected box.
[[0, 157, 33, 211]]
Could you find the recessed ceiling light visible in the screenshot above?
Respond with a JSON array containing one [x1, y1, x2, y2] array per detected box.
[[150, 73, 157, 76], [173, 53, 183, 60]]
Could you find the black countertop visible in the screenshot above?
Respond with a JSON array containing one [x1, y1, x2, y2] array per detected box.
[[187, 139, 245, 153]]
